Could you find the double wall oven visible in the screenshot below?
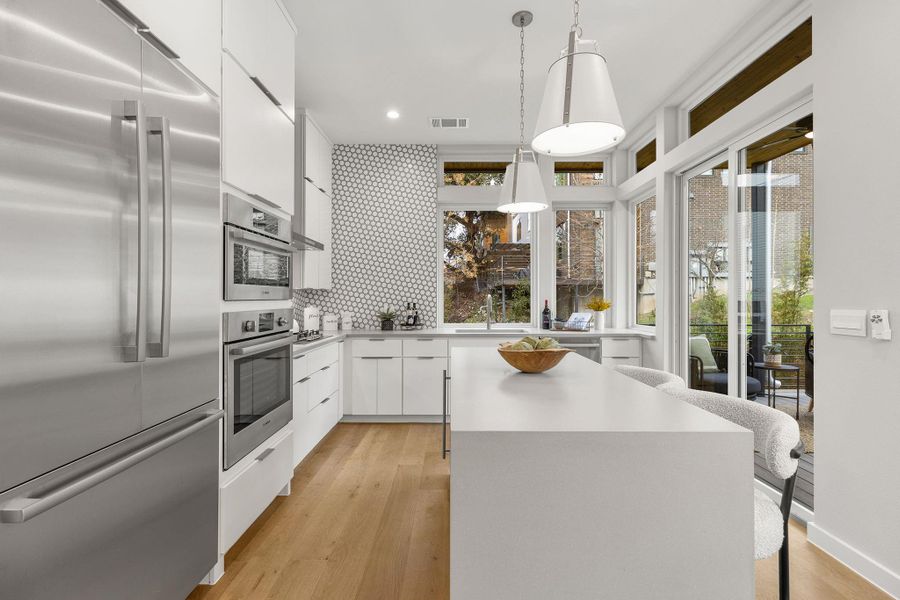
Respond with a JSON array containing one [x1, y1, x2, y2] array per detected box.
[[223, 308, 294, 469], [224, 193, 292, 301]]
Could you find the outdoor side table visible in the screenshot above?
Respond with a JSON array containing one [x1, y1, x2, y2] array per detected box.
[[753, 362, 802, 419]]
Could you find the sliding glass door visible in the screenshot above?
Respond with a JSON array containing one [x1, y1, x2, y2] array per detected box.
[[684, 155, 731, 395]]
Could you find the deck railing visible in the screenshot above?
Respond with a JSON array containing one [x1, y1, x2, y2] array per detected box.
[[689, 323, 812, 390]]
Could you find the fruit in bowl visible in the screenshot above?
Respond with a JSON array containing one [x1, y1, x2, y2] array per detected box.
[[497, 336, 573, 373]]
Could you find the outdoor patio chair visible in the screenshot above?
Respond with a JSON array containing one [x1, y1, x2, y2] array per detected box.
[[613, 365, 686, 388], [658, 383, 804, 600], [688, 335, 762, 399]]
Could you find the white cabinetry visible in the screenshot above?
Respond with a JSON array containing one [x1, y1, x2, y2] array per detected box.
[[402, 357, 448, 415], [222, 54, 294, 214], [601, 337, 643, 367], [223, 0, 296, 121], [220, 427, 292, 553], [294, 115, 333, 289], [118, 0, 222, 94], [351, 357, 403, 415], [292, 342, 341, 466]]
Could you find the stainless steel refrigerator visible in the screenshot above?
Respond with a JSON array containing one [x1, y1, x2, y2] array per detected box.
[[0, 1, 222, 598]]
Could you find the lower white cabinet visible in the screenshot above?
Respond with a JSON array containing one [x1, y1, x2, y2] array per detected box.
[[220, 427, 292, 552], [402, 357, 448, 415], [292, 342, 342, 466], [601, 337, 643, 367], [351, 357, 402, 415]]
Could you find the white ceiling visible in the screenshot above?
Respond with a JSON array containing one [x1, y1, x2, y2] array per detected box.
[[283, 0, 775, 145]]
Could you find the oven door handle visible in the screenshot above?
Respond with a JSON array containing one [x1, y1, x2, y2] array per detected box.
[[229, 335, 293, 356], [226, 225, 293, 254]]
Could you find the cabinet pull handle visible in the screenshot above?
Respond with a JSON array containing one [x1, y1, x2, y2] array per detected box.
[[256, 447, 276, 462], [360, 357, 380, 360], [320, 397, 330, 404], [611, 338, 629, 341], [294, 354, 306, 359], [298, 376, 311, 383], [99, 0, 148, 29], [418, 357, 435, 360], [321, 366, 330, 371], [416, 338, 434, 341], [138, 29, 180, 59], [250, 76, 281, 106], [367, 339, 385, 342], [609, 356, 631, 359]]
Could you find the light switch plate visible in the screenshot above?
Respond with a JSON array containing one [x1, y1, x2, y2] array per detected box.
[[830, 309, 867, 337]]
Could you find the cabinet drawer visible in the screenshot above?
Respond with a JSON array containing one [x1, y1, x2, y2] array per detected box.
[[308, 364, 339, 412], [352, 339, 402, 357], [602, 356, 642, 367], [308, 343, 339, 372], [292, 354, 309, 382], [220, 429, 292, 551], [403, 338, 448, 357], [601, 338, 642, 358]]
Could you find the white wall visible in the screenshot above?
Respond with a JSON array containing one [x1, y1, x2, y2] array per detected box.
[[807, 1, 900, 595]]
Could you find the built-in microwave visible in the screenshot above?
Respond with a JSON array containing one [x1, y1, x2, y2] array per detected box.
[[224, 193, 292, 300]]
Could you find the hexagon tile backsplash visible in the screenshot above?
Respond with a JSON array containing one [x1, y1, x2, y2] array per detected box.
[[293, 144, 438, 329]]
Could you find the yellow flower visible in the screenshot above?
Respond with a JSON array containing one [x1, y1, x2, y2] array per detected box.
[[586, 297, 612, 312]]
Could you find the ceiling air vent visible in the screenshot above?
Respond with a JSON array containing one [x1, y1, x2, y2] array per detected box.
[[431, 117, 469, 129]]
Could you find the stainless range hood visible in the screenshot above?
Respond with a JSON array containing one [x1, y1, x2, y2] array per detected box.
[[292, 231, 324, 251]]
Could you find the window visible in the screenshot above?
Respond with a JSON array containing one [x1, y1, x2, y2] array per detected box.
[[442, 162, 508, 186], [443, 210, 531, 324], [634, 196, 657, 326], [554, 161, 604, 186], [689, 18, 812, 135], [555, 209, 605, 321], [635, 140, 656, 173]]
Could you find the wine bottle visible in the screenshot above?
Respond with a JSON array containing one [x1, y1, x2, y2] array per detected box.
[[541, 300, 551, 330]]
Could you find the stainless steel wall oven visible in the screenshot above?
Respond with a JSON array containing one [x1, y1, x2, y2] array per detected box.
[[223, 308, 294, 468], [224, 193, 293, 300]]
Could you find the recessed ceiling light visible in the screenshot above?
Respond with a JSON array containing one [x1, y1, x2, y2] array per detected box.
[[386, 110, 400, 120]]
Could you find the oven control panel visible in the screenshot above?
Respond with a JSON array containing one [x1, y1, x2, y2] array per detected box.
[[223, 308, 293, 343]]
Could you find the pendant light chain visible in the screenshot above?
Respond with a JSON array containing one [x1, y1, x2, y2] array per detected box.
[[571, 0, 582, 35], [518, 18, 526, 151]]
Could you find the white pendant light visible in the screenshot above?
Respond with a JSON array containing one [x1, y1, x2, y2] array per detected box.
[[532, 0, 625, 156], [498, 11, 548, 214]]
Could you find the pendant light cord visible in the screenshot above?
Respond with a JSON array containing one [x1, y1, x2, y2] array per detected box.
[[518, 18, 526, 153]]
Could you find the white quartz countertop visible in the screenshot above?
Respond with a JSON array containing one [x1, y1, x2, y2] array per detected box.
[[449, 347, 746, 434], [338, 326, 654, 338]]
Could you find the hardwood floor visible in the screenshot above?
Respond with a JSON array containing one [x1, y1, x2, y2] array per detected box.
[[189, 423, 888, 600]]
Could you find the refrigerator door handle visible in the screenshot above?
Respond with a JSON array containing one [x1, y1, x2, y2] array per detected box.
[[147, 116, 172, 359], [122, 100, 149, 363], [0, 410, 224, 524]]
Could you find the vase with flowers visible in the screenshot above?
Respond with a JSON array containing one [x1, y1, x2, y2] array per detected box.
[[586, 297, 612, 331]]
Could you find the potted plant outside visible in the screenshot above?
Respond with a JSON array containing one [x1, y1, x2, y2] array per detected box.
[[585, 297, 612, 331], [763, 342, 783, 367], [377, 307, 397, 331]]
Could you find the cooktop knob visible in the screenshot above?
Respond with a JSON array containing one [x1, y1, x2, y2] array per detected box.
[[276, 317, 288, 327], [243, 320, 256, 332]]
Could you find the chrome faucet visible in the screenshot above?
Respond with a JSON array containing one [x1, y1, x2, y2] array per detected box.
[[485, 293, 493, 330]]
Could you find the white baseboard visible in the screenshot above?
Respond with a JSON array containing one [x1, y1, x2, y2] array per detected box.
[[807, 522, 900, 598], [753, 478, 813, 524], [341, 415, 443, 423]]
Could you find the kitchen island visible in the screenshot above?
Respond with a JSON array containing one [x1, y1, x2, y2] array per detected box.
[[449, 347, 754, 600]]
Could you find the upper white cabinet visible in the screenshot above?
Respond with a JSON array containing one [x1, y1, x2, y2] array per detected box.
[[292, 114, 333, 288], [302, 116, 333, 195], [222, 54, 294, 214], [223, 0, 296, 121], [117, 0, 222, 94]]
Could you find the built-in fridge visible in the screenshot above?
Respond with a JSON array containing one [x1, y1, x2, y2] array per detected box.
[[0, 1, 222, 597]]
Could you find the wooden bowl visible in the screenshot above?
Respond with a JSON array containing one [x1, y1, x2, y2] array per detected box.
[[497, 347, 574, 373]]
